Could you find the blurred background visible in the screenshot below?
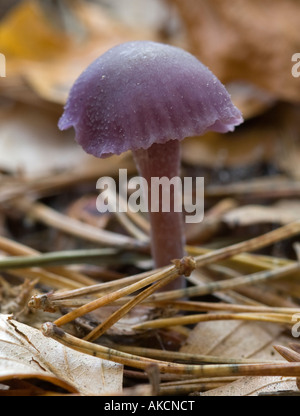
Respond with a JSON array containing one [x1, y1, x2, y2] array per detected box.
[[1, 2, 300, 397], [0, 0, 300, 251]]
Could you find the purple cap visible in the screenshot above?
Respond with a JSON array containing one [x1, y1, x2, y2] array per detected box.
[[59, 41, 243, 158]]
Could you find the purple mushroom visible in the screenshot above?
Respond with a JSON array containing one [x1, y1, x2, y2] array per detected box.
[[59, 41, 243, 291]]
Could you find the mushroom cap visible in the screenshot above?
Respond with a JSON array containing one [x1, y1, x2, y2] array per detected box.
[[58, 41, 243, 158]]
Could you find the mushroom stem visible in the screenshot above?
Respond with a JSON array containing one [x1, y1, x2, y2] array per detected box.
[[132, 140, 186, 290]]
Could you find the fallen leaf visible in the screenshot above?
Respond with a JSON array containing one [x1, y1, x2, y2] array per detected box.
[[0, 0, 71, 61], [181, 319, 285, 361], [180, 314, 297, 395], [181, 128, 277, 169], [225, 81, 276, 119], [169, 0, 300, 103], [0, 0, 158, 104], [0, 102, 97, 177], [0, 314, 123, 395], [201, 375, 297, 396]]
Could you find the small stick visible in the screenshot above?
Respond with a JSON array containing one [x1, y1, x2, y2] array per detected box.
[[0, 159, 135, 204], [164, 300, 300, 315], [53, 264, 177, 327], [274, 345, 300, 363], [28, 267, 158, 311], [0, 248, 119, 270], [53, 220, 300, 326], [160, 381, 243, 395], [41, 322, 300, 377], [158, 382, 225, 395], [131, 311, 294, 331], [115, 345, 280, 364], [274, 344, 300, 390], [145, 364, 160, 396], [7, 268, 84, 291], [17, 198, 146, 250], [0, 235, 95, 287], [193, 220, 300, 268], [187, 245, 294, 271], [160, 376, 238, 386], [84, 257, 196, 341], [147, 260, 300, 303], [34, 260, 300, 312], [205, 177, 300, 200]]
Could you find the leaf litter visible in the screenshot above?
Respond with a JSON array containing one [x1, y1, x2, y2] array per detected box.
[[0, 0, 300, 397], [0, 314, 122, 395]]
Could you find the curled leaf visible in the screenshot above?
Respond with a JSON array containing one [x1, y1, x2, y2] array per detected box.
[[0, 314, 123, 395]]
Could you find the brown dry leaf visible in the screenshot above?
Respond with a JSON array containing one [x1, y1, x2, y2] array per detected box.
[[0, 0, 71, 61], [169, 0, 300, 103], [0, 0, 158, 104], [181, 319, 285, 361], [181, 317, 297, 395], [222, 200, 300, 228], [0, 102, 99, 177], [225, 81, 276, 120], [182, 104, 300, 171], [0, 101, 133, 179], [181, 128, 277, 169], [201, 376, 297, 396], [0, 314, 123, 395]]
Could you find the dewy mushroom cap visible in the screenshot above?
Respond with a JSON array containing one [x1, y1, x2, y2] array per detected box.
[[58, 41, 243, 158]]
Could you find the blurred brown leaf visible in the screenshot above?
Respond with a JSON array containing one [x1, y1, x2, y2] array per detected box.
[[169, 0, 300, 103], [201, 375, 297, 396], [0, 0, 158, 104], [181, 129, 276, 169], [181, 319, 286, 361], [181, 317, 298, 395], [0, 102, 97, 177], [182, 104, 300, 174], [0, 0, 71, 61]]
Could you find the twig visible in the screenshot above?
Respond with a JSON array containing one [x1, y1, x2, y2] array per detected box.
[[0, 235, 95, 287], [28, 267, 158, 311], [146, 260, 300, 303], [131, 311, 294, 331], [114, 344, 280, 364], [0, 158, 135, 204], [16, 198, 147, 250], [193, 219, 300, 268], [159, 376, 239, 395], [274, 344, 300, 390], [158, 381, 225, 395], [0, 248, 120, 269], [29, 253, 299, 311], [274, 345, 300, 363], [8, 268, 84, 291], [47, 220, 300, 325], [84, 257, 196, 341], [52, 263, 178, 327], [205, 176, 300, 200], [157, 300, 300, 315], [41, 322, 300, 377], [187, 245, 294, 271]]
